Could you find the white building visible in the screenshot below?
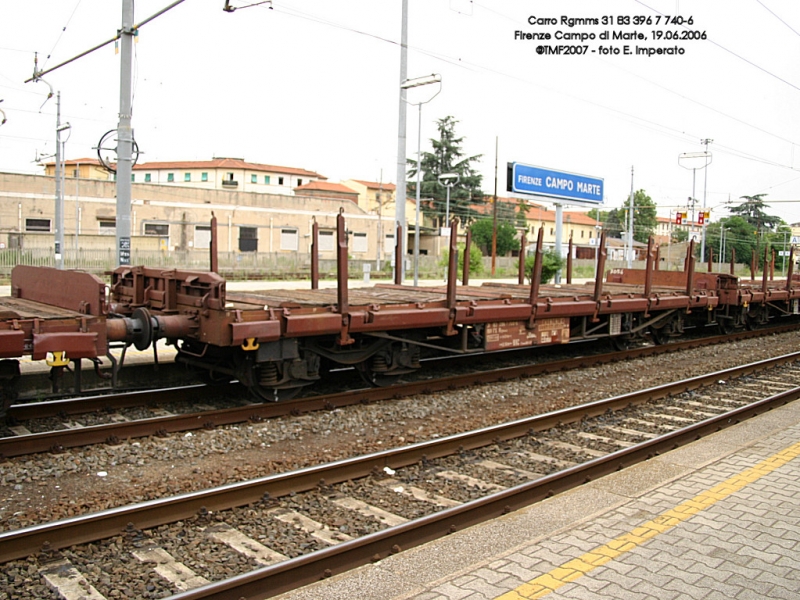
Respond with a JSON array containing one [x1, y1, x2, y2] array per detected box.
[[130, 157, 326, 196]]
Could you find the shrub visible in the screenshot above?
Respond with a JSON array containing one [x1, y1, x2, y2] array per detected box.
[[440, 243, 484, 278], [522, 249, 565, 284]]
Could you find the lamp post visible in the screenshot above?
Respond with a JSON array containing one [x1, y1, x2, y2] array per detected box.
[[437, 172, 459, 229], [401, 74, 441, 285]]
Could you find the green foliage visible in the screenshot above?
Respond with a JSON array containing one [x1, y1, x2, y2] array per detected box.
[[469, 219, 520, 256], [604, 189, 657, 242], [522, 249, 564, 284], [728, 194, 782, 232], [407, 116, 484, 226], [671, 228, 689, 243], [704, 216, 757, 265], [440, 242, 484, 277]]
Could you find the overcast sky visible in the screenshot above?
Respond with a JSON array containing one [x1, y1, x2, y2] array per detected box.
[[2, 0, 800, 225]]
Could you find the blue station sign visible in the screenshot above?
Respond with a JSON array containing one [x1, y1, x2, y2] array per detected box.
[[508, 162, 604, 204]]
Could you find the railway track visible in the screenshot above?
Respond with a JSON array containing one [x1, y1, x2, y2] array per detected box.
[[2, 352, 799, 599], [2, 323, 799, 459]]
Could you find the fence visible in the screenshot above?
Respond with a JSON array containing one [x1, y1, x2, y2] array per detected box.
[[0, 248, 731, 283]]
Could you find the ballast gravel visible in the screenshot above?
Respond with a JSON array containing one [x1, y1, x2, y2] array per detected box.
[[1, 330, 799, 536]]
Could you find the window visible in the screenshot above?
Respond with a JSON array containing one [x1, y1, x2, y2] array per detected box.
[[581, 230, 584, 238], [25, 218, 50, 232], [239, 226, 258, 252], [278, 177, 284, 185], [201, 172, 208, 182], [98, 219, 116, 235], [297, 178, 302, 186], [589, 230, 593, 239], [226, 172, 235, 182], [318, 230, 335, 252], [384, 233, 395, 255], [167, 173, 175, 182], [352, 232, 368, 253], [280, 228, 298, 251], [194, 225, 211, 249], [264, 175, 270, 184], [144, 173, 151, 182], [550, 228, 554, 235], [184, 173, 191, 182], [251, 174, 257, 184], [131, 174, 135, 182], [72, 168, 80, 178], [144, 222, 170, 236]]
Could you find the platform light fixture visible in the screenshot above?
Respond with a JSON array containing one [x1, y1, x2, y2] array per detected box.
[[401, 74, 442, 285]]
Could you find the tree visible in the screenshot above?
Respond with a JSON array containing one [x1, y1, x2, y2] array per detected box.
[[603, 208, 626, 238], [469, 219, 519, 256], [728, 194, 781, 232], [704, 216, 756, 265], [671, 228, 689, 244], [586, 208, 608, 224], [407, 116, 484, 226], [604, 190, 657, 243]]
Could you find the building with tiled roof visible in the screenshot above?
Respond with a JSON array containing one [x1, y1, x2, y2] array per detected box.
[[340, 179, 417, 224], [293, 181, 360, 204], [42, 158, 112, 181], [130, 157, 326, 195]]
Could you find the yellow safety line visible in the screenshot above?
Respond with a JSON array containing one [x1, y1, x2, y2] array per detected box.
[[496, 439, 800, 600]]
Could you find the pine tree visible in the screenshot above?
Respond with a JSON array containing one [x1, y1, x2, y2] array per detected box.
[[728, 194, 781, 232], [407, 116, 484, 227]]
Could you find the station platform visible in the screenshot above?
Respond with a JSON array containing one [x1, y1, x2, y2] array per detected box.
[[277, 399, 800, 599]]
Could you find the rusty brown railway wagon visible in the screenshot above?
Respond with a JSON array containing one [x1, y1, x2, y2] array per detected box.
[[1, 215, 797, 402], [0, 266, 114, 405]]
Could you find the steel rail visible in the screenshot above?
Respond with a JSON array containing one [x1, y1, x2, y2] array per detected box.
[[1, 351, 798, 566], [9, 382, 207, 421], [170, 374, 800, 600], [2, 323, 799, 459]]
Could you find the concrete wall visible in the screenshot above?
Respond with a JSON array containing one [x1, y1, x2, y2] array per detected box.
[[0, 172, 393, 261]]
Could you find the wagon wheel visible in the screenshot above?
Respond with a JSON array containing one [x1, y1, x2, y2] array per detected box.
[[0, 360, 20, 420], [610, 335, 634, 351], [244, 359, 310, 402], [744, 307, 766, 331], [355, 342, 420, 387], [247, 381, 302, 402], [650, 325, 672, 345], [716, 317, 737, 336], [355, 362, 408, 388]]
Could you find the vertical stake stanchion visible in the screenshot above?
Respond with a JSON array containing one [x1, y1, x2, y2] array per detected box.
[[644, 236, 655, 300], [785, 246, 795, 293], [730, 247, 736, 276], [528, 227, 544, 326], [336, 209, 353, 346], [311, 218, 319, 290], [771, 250, 776, 280], [567, 233, 573, 284], [518, 231, 527, 285], [685, 240, 696, 298], [462, 229, 472, 286], [209, 212, 218, 274], [592, 230, 607, 322], [762, 247, 769, 295]]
